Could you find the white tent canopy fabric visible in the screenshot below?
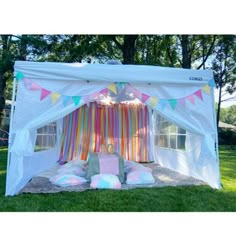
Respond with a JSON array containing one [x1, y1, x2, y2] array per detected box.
[[5, 61, 220, 196]]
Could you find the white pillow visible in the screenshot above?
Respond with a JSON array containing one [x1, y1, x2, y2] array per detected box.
[[90, 174, 121, 189], [57, 166, 86, 177], [126, 171, 155, 185], [49, 174, 87, 187]]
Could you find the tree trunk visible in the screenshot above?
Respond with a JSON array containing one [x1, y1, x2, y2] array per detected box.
[[180, 35, 191, 69], [0, 36, 8, 127], [122, 35, 138, 64]]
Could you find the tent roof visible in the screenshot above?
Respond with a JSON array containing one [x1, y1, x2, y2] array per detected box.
[[14, 61, 213, 84]]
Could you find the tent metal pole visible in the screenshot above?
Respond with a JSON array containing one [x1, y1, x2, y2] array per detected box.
[[5, 74, 17, 194]]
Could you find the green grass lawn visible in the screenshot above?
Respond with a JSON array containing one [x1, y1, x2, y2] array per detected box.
[[0, 145, 235, 212]]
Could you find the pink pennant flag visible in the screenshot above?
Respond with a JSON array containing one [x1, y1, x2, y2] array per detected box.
[[23, 78, 32, 89], [100, 88, 108, 97], [186, 94, 195, 104], [30, 82, 42, 91], [194, 90, 203, 101], [92, 92, 100, 99], [40, 88, 51, 101], [132, 87, 142, 99], [178, 98, 186, 107], [141, 93, 150, 103], [83, 95, 91, 103]]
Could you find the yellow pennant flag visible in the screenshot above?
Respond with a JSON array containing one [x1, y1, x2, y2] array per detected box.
[[202, 84, 211, 94], [108, 83, 117, 94], [51, 93, 61, 104], [150, 97, 159, 107]]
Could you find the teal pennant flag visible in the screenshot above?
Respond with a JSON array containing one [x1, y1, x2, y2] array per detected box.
[[15, 71, 25, 81], [208, 79, 216, 87], [72, 96, 81, 106], [168, 99, 177, 110]]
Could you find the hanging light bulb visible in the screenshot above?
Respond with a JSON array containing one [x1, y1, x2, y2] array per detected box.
[[129, 92, 134, 99]]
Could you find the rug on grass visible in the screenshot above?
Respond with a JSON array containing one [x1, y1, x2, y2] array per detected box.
[[20, 163, 205, 194]]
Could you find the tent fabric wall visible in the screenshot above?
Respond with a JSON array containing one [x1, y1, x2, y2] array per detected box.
[[5, 61, 220, 196]]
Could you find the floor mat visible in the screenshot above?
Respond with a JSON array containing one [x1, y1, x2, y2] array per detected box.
[[20, 163, 205, 194]]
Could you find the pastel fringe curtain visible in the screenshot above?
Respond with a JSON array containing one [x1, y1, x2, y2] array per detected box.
[[59, 102, 151, 163]]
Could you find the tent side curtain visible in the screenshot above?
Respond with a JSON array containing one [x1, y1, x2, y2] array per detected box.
[[59, 102, 152, 163]]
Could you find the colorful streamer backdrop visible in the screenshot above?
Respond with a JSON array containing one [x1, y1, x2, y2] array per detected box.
[[59, 102, 152, 163]]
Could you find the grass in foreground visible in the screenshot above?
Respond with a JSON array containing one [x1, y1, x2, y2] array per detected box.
[[0, 146, 235, 212]]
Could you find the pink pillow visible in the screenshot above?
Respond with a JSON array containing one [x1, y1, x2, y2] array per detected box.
[[90, 174, 121, 189], [49, 174, 87, 187]]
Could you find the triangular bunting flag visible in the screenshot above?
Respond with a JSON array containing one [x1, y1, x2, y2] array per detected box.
[[150, 97, 158, 108], [40, 88, 51, 101], [202, 84, 211, 94], [23, 78, 32, 89], [141, 93, 150, 103], [92, 92, 100, 99], [208, 79, 216, 87], [15, 71, 25, 81], [62, 95, 71, 106], [194, 90, 203, 101], [159, 99, 167, 109], [178, 98, 186, 107], [51, 93, 61, 104], [108, 83, 117, 94], [72, 96, 81, 106], [117, 82, 127, 89], [100, 88, 108, 97], [30, 82, 41, 91], [83, 95, 91, 104], [168, 99, 177, 110], [132, 87, 142, 99], [186, 94, 195, 104]]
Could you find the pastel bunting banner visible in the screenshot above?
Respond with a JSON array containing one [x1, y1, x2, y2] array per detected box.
[[16, 72, 25, 81], [159, 99, 167, 109], [194, 90, 203, 101], [132, 87, 142, 99], [186, 94, 195, 104], [40, 88, 51, 101], [178, 98, 186, 107], [141, 93, 150, 103], [208, 79, 216, 88], [30, 82, 41, 91], [150, 97, 158, 108], [18, 70, 209, 111], [23, 78, 32, 89], [83, 95, 91, 104], [202, 84, 211, 94], [168, 99, 177, 110], [100, 88, 108, 97], [62, 95, 71, 106], [117, 82, 127, 89], [72, 96, 81, 106], [51, 93, 61, 104], [108, 83, 117, 94]]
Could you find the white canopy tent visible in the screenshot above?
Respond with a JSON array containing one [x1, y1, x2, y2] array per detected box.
[[5, 61, 220, 196]]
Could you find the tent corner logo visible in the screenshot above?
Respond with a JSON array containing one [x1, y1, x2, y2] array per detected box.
[[189, 77, 203, 81]]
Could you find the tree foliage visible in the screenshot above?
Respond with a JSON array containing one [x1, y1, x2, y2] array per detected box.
[[0, 34, 235, 129]]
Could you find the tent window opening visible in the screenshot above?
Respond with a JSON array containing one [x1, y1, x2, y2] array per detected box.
[[154, 114, 186, 151], [34, 122, 57, 152]]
